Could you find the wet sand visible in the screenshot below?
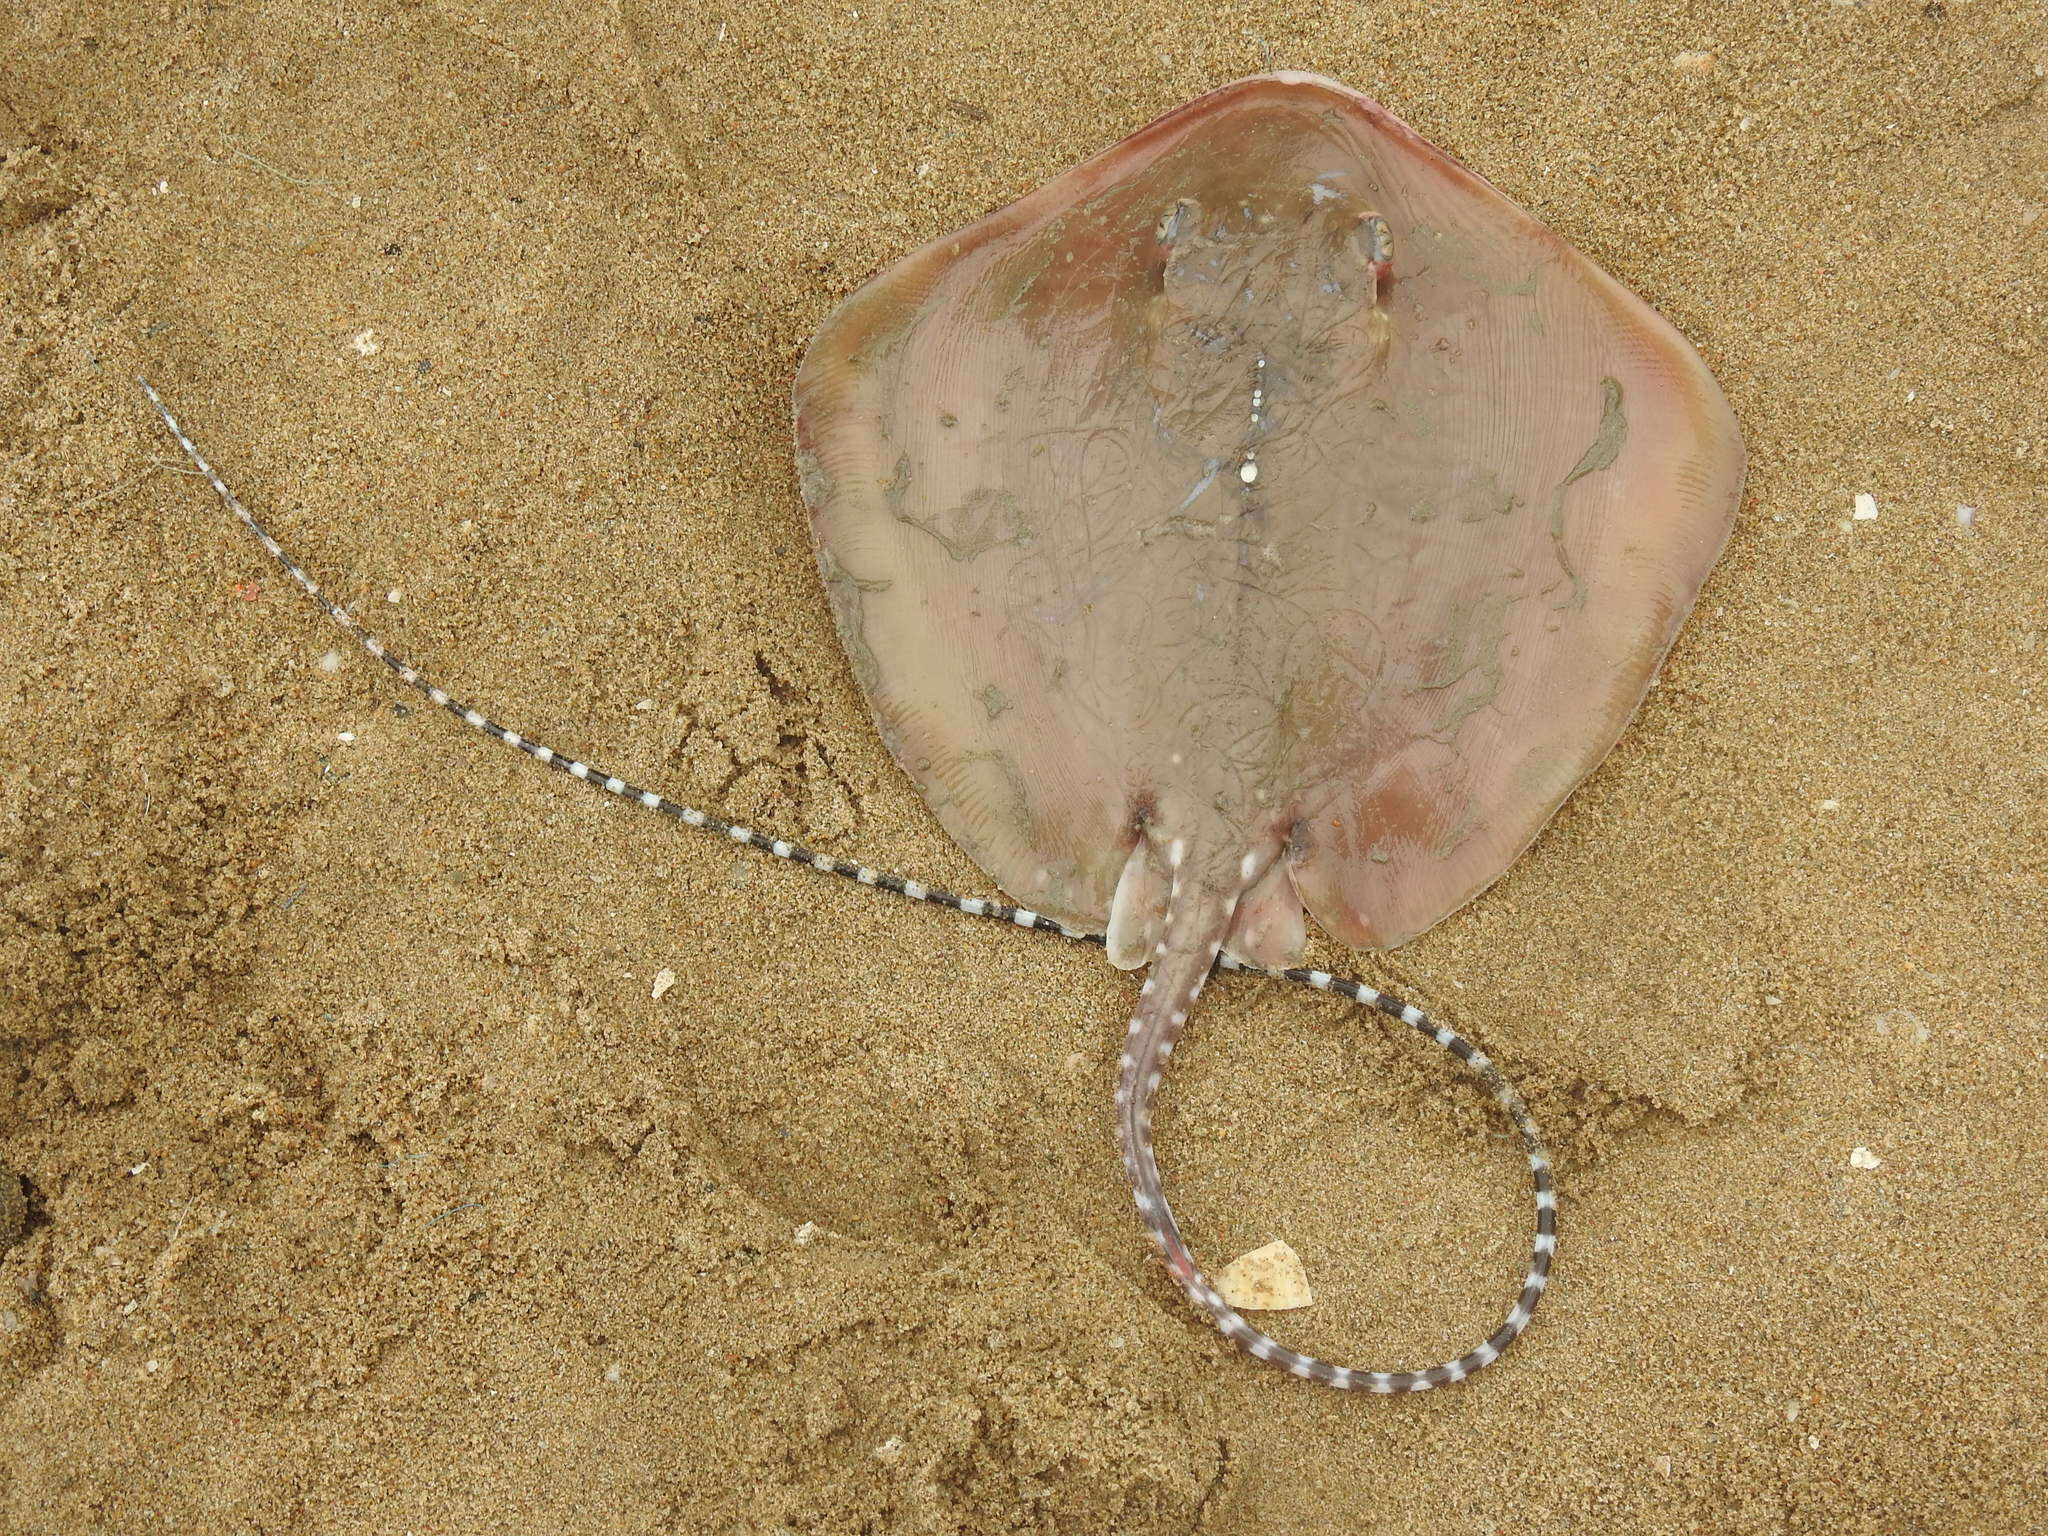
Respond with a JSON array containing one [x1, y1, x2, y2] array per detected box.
[[2, 2, 2044, 1530]]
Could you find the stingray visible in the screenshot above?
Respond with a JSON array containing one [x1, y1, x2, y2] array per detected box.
[[139, 71, 1741, 1395], [794, 71, 1741, 1377]]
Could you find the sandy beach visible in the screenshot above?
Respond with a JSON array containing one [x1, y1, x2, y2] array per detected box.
[[3, 1, 2044, 1530]]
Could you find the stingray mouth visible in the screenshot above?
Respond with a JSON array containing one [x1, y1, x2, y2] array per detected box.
[[1142, 188, 1397, 457], [1151, 187, 1393, 257]]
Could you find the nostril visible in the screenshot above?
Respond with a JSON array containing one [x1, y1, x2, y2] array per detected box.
[[1355, 211, 1393, 267], [1355, 212, 1396, 303], [1157, 198, 1196, 245]]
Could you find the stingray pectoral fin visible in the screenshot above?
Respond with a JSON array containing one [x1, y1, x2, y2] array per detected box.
[[1106, 842, 1170, 970], [1222, 857, 1306, 970]]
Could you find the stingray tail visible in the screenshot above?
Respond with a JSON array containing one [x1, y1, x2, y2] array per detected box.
[[1116, 851, 1556, 1393], [1115, 859, 1240, 1294]]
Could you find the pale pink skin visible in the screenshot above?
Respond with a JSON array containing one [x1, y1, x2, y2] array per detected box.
[[795, 73, 1742, 1358]]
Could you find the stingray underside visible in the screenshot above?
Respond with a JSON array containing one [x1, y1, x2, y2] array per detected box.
[[793, 73, 1744, 969]]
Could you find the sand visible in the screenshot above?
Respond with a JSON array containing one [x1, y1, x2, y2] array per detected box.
[[2, 2, 2044, 1531]]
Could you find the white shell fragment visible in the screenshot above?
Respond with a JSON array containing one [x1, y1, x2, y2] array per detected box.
[[1213, 1240, 1314, 1311], [650, 968, 676, 1000], [1852, 492, 1879, 520], [1849, 1146, 1882, 1170]]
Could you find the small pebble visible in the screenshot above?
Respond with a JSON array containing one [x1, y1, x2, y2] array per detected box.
[[386, 588, 402, 604], [318, 650, 343, 672], [1214, 1240, 1313, 1311], [650, 968, 676, 1001], [1849, 1146, 1882, 1170], [349, 328, 380, 356], [1852, 493, 1879, 520], [1957, 505, 1976, 532], [872, 1436, 905, 1464], [793, 1221, 818, 1246]]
